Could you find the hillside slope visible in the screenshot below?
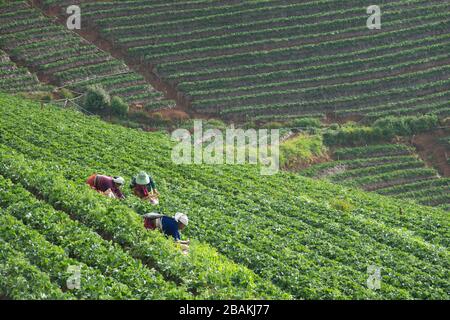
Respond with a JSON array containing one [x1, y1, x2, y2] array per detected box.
[[0, 1, 174, 110], [39, 0, 450, 121], [0, 93, 448, 299], [301, 143, 450, 211]]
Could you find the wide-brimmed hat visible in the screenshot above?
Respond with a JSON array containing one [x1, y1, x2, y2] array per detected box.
[[136, 171, 150, 185]]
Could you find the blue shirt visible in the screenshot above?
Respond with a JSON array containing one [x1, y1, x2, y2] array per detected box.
[[161, 216, 180, 241]]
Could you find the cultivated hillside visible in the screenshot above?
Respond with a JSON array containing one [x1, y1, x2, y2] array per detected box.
[[38, 0, 450, 121], [0, 94, 448, 299], [302, 143, 450, 211], [0, 1, 174, 110]]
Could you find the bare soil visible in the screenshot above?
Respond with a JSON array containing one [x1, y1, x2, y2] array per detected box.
[[410, 129, 450, 177]]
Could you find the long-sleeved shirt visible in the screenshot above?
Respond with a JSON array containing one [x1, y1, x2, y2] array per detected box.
[[93, 175, 125, 199], [161, 216, 181, 241], [130, 176, 156, 199], [144, 216, 180, 241]]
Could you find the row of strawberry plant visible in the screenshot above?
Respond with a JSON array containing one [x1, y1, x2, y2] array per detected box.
[[328, 160, 428, 181], [344, 97, 450, 123], [2, 93, 446, 247], [163, 32, 450, 83], [213, 79, 450, 117], [301, 155, 419, 177], [0, 144, 288, 299], [0, 175, 190, 299], [1, 95, 448, 294], [0, 210, 133, 299], [0, 50, 44, 93], [0, 1, 171, 107], [0, 238, 72, 300], [177, 38, 450, 92], [192, 64, 450, 110], [186, 52, 450, 101], [132, 2, 443, 63], [378, 178, 450, 196]]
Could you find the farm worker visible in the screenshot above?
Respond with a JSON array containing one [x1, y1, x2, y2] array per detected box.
[[130, 171, 159, 201], [86, 174, 125, 200], [143, 212, 190, 245]]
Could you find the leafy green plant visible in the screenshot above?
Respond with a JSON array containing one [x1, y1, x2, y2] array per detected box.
[[111, 96, 129, 118], [0, 94, 448, 300], [280, 134, 327, 168], [84, 85, 110, 113]]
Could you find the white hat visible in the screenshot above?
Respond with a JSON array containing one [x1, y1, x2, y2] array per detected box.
[[113, 176, 125, 185], [174, 212, 188, 226], [136, 171, 150, 185]]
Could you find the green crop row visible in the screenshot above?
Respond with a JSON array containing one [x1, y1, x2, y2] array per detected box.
[[393, 185, 449, 200], [162, 31, 450, 82], [0, 94, 448, 299], [0, 52, 43, 93], [0, 211, 133, 299], [0, 176, 189, 299], [0, 238, 72, 300], [0, 1, 172, 109], [329, 160, 426, 182], [215, 78, 450, 119], [192, 64, 450, 110], [377, 178, 450, 196], [349, 93, 450, 117], [156, 17, 449, 74], [134, 3, 445, 62], [178, 39, 450, 93], [186, 52, 450, 101], [301, 155, 418, 177], [0, 144, 289, 299], [333, 144, 414, 160], [54, 60, 129, 85], [415, 193, 450, 207], [206, 77, 450, 117], [342, 168, 438, 190]]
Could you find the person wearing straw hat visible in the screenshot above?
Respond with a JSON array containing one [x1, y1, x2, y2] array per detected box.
[[86, 174, 125, 200], [130, 171, 159, 201]]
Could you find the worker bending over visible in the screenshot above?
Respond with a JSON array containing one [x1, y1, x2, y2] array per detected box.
[[130, 171, 159, 203], [86, 174, 125, 200], [144, 212, 190, 246]]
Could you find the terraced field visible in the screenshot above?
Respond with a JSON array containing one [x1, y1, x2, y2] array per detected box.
[[301, 144, 450, 211], [37, 0, 450, 121], [0, 49, 47, 93], [0, 93, 448, 299], [0, 1, 174, 110]]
